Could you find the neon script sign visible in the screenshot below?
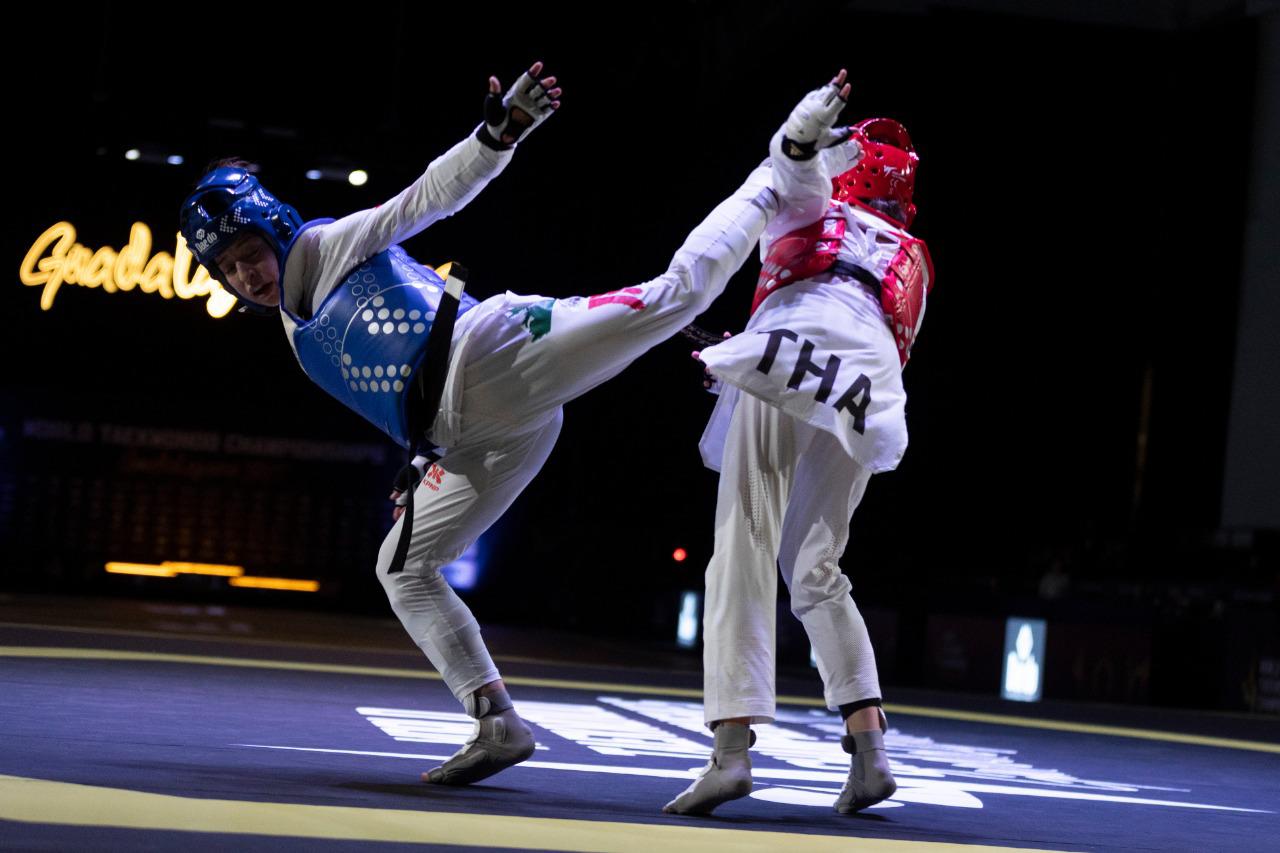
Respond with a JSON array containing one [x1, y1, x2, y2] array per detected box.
[[19, 222, 237, 318]]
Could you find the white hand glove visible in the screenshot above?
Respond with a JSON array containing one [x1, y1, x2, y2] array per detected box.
[[478, 62, 561, 149], [781, 76, 854, 161]]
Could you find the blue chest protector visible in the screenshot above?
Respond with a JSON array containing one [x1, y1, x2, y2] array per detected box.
[[285, 225, 478, 448]]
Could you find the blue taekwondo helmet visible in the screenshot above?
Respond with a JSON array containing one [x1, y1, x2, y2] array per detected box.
[[179, 166, 303, 315]]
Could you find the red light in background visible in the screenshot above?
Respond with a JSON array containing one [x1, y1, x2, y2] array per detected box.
[[672, 548, 688, 562]]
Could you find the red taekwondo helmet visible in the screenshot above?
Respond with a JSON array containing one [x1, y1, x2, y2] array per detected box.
[[831, 118, 918, 228]]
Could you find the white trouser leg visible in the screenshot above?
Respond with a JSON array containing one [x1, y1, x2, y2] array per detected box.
[[778, 420, 881, 711], [376, 410, 563, 703], [702, 394, 806, 725], [454, 166, 777, 440]]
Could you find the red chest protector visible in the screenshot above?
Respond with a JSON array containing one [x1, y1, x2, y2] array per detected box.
[[752, 204, 935, 366], [881, 233, 933, 366], [751, 211, 845, 315]]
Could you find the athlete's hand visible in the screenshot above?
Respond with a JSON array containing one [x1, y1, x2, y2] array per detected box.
[[781, 69, 855, 161], [477, 60, 562, 150], [389, 457, 428, 522], [692, 332, 732, 392]]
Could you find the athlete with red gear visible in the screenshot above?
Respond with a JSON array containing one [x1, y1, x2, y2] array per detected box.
[[665, 70, 934, 817]]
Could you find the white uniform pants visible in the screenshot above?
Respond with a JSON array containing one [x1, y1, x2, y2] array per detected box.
[[702, 391, 882, 725], [376, 167, 777, 704]]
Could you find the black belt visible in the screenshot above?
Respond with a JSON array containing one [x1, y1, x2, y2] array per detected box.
[[829, 260, 881, 295], [388, 264, 469, 575]]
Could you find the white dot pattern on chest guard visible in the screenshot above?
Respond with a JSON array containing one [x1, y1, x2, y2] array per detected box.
[[339, 358, 417, 395], [293, 248, 478, 444]]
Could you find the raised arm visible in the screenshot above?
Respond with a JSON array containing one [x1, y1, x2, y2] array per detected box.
[[766, 69, 861, 238], [315, 62, 562, 273]]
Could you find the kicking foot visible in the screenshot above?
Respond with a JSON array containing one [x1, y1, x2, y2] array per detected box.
[[834, 728, 896, 814], [663, 722, 755, 815], [422, 691, 535, 786]]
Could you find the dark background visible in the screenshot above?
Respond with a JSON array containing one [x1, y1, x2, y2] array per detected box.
[[4, 1, 1277, 712]]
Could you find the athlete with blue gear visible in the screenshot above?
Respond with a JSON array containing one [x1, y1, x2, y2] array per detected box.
[[179, 62, 782, 789]]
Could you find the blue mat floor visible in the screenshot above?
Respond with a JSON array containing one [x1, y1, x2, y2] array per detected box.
[[1, 617, 1277, 851]]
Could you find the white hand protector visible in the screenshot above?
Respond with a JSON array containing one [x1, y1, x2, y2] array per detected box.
[[481, 69, 557, 148], [781, 83, 854, 161]]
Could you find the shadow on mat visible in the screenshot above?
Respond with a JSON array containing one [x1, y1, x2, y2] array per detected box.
[[338, 781, 526, 798], [660, 810, 895, 827]]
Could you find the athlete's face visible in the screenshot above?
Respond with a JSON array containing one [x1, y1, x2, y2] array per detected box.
[[215, 233, 280, 307]]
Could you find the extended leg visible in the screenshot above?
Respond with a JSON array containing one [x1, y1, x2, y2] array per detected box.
[[457, 165, 777, 433]]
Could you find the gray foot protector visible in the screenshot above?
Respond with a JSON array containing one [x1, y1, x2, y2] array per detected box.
[[835, 729, 897, 814], [422, 690, 536, 786], [663, 723, 756, 815]]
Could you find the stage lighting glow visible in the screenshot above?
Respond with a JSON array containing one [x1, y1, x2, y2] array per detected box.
[[124, 149, 140, 161], [676, 591, 701, 649], [161, 561, 244, 577], [105, 560, 314, 591], [1002, 617, 1047, 702], [166, 155, 184, 166], [106, 561, 248, 579], [672, 548, 687, 562], [305, 170, 322, 181], [440, 541, 482, 591], [105, 562, 177, 578], [229, 577, 320, 593], [348, 170, 369, 187]]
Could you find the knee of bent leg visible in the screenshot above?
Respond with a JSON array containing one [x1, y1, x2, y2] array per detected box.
[[374, 524, 445, 597], [376, 554, 456, 627], [375, 524, 406, 582], [788, 560, 853, 617]]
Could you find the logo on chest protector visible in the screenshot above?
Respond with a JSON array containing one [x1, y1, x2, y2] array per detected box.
[[755, 329, 871, 435]]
